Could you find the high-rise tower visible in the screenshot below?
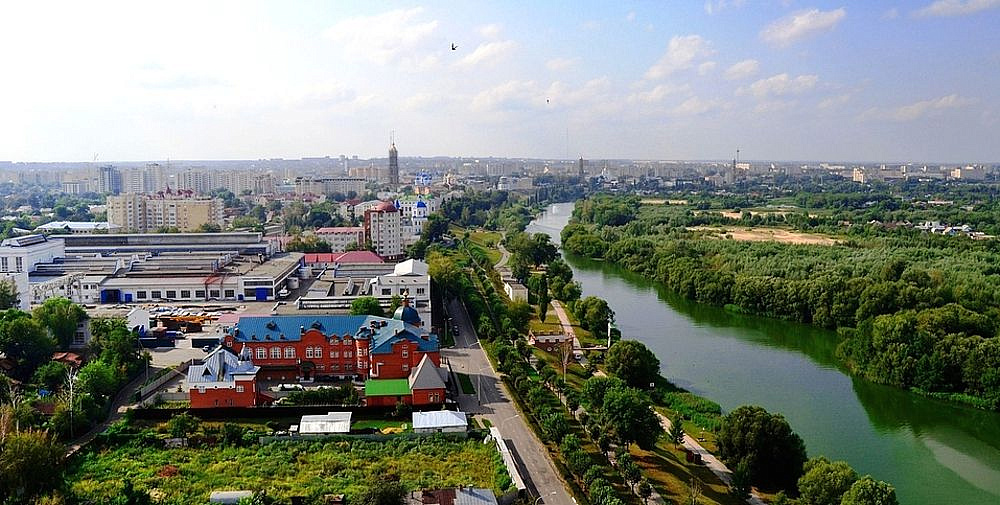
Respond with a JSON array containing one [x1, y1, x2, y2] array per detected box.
[[388, 133, 399, 186]]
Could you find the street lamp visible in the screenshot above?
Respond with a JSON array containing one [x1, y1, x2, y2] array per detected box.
[[535, 491, 557, 505], [67, 367, 79, 438]]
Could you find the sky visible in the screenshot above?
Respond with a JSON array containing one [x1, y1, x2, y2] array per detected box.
[[1, 0, 999, 163]]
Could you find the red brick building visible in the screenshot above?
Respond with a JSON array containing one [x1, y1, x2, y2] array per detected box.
[[187, 346, 271, 408], [364, 355, 447, 407], [221, 306, 440, 382]]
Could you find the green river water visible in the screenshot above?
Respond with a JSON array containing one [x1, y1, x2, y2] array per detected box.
[[527, 202, 1000, 505]]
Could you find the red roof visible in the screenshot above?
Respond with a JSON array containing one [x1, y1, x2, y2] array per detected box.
[[373, 200, 398, 212], [303, 251, 384, 264]]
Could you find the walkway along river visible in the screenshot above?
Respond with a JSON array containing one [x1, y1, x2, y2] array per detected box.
[[527, 202, 1000, 505]]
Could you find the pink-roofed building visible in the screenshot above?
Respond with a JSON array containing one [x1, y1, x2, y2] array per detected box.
[[315, 226, 365, 252], [302, 251, 384, 268]]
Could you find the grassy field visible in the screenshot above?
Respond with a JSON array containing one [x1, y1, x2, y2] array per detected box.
[[67, 437, 510, 504], [630, 441, 743, 505], [451, 225, 503, 264]]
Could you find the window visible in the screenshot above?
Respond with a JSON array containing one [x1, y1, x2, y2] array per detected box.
[[15, 257, 22, 272], [196, 290, 206, 298], [198, 388, 206, 394], [270, 347, 281, 359], [225, 289, 235, 298], [166, 290, 177, 298], [256, 348, 265, 360], [180, 290, 191, 298], [331, 364, 340, 370], [416, 288, 425, 295], [284, 347, 295, 359], [136, 291, 147, 299], [402, 348, 408, 358], [151, 290, 162, 299], [345, 364, 353, 371], [236, 385, 245, 393], [344, 351, 353, 358], [305, 348, 314, 358], [382, 288, 391, 295], [210, 290, 221, 298], [344, 338, 352, 345], [402, 364, 409, 372], [0, 257, 7, 271], [329, 351, 339, 359]]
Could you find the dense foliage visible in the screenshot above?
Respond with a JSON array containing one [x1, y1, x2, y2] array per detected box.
[[604, 340, 660, 389], [563, 196, 1000, 409], [716, 405, 808, 493]]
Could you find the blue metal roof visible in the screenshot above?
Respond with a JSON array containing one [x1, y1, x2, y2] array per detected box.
[[231, 315, 438, 355]]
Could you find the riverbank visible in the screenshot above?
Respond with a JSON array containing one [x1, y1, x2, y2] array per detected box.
[[527, 202, 1000, 505]]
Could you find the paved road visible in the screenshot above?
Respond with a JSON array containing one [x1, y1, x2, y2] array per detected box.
[[495, 242, 511, 269], [442, 297, 574, 505]]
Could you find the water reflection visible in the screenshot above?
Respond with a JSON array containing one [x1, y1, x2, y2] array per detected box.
[[527, 203, 1000, 505]]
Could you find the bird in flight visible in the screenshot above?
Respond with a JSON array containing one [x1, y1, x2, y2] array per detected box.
[[451, 43, 458, 50]]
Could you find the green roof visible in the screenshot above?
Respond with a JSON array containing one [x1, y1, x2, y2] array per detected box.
[[365, 379, 411, 396]]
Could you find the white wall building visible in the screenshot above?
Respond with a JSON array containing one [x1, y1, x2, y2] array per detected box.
[[314, 227, 365, 252], [0, 235, 65, 274], [364, 201, 403, 260]]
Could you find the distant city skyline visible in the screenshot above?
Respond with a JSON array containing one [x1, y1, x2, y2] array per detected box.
[[2, 1, 999, 163]]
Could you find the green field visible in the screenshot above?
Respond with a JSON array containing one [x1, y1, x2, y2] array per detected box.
[[67, 437, 511, 504]]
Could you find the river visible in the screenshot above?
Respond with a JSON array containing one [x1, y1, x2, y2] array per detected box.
[[526, 202, 1000, 505]]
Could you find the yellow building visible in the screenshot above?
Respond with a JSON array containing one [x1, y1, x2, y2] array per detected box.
[[107, 192, 224, 232]]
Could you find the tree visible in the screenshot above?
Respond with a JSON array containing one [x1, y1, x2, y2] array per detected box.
[[0, 430, 64, 502], [421, 213, 449, 243], [388, 295, 403, 314], [33, 297, 87, 349], [717, 405, 808, 492], [537, 274, 550, 322], [605, 340, 660, 389], [76, 361, 118, 404], [839, 476, 898, 505], [638, 479, 653, 504], [0, 278, 19, 310], [668, 414, 684, 446], [542, 412, 569, 442], [730, 459, 752, 501], [798, 457, 858, 505], [601, 383, 663, 449], [573, 296, 614, 338], [428, 252, 462, 298], [0, 311, 55, 381], [195, 223, 222, 233], [32, 362, 68, 392], [166, 412, 200, 438], [354, 481, 406, 505], [350, 297, 384, 317]]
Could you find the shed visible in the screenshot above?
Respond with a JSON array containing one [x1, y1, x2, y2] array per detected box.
[[412, 411, 468, 433], [299, 411, 352, 434], [209, 491, 254, 504]]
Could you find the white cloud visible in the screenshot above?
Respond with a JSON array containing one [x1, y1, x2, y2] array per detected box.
[[862, 94, 975, 121], [626, 11, 636, 22], [760, 8, 847, 47], [581, 20, 601, 31], [672, 96, 723, 115], [324, 8, 440, 67], [818, 93, 852, 109], [755, 100, 797, 114], [698, 61, 717, 75], [724, 59, 760, 80], [644, 35, 714, 80], [479, 23, 502, 38], [704, 0, 746, 15], [546, 57, 580, 72], [627, 83, 691, 104], [914, 0, 1000, 17], [403, 92, 448, 112], [747, 73, 819, 98], [471, 80, 543, 113], [457, 40, 517, 66], [882, 8, 900, 19]]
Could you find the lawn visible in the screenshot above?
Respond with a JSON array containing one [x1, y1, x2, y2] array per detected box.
[[67, 437, 511, 504], [630, 441, 744, 505], [457, 372, 476, 395]]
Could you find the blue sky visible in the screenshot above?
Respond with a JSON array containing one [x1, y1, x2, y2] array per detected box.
[[1, 0, 998, 163]]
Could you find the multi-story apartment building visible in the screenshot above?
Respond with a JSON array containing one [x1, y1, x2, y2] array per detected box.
[[315, 226, 365, 251], [364, 201, 403, 260], [107, 192, 224, 232]]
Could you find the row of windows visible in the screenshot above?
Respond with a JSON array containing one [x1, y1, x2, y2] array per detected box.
[[136, 289, 235, 300], [316, 363, 354, 371], [250, 346, 367, 360]]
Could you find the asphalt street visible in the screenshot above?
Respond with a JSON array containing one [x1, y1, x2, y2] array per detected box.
[[442, 297, 574, 505]]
